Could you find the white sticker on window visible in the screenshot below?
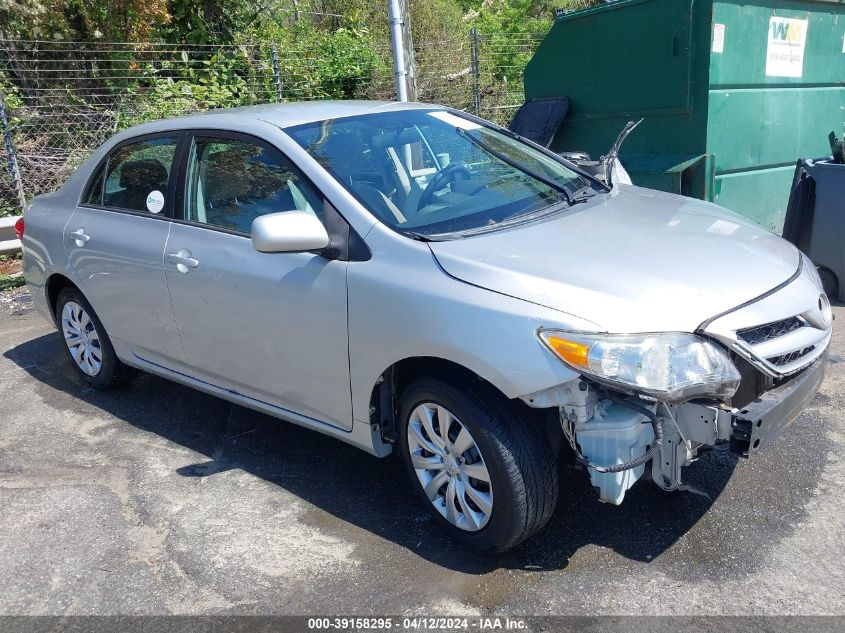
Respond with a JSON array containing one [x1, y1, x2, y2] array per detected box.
[[766, 17, 808, 78], [842, 32, 845, 54], [712, 23, 726, 54], [428, 110, 482, 130], [146, 190, 165, 214]]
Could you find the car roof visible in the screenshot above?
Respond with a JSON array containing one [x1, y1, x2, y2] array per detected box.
[[114, 100, 443, 140], [225, 100, 441, 127]]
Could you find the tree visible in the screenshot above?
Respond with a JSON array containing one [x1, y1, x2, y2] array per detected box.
[[2, 0, 170, 41], [165, 0, 260, 44]]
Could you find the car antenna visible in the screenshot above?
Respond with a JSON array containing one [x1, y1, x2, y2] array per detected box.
[[601, 118, 643, 188]]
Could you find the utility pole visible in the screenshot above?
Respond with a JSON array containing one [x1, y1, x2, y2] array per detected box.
[[398, 0, 417, 102], [388, 0, 416, 102], [470, 28, 481, 116]]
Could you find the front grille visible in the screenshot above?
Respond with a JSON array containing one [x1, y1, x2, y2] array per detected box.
[[737, 317, 803, 345], [730, 352, 775, 408], [768, 346, 815, 367]]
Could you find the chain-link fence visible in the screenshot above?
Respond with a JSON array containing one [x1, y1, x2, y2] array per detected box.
[[0, 31, 544, 216]]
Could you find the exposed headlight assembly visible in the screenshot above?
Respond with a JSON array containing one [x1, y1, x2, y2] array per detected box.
[[538, 330, 741, 402]]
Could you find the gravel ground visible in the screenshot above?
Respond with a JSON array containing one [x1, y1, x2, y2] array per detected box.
[[0, 287, 843, 616], [0, 284, 31, 318]]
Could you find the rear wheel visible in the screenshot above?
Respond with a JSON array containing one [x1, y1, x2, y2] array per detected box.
[[398, 378, 558, 552], [56, 287, 136, 389]]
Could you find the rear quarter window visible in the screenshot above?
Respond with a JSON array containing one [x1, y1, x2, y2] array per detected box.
[[82, 162, 106, 206]]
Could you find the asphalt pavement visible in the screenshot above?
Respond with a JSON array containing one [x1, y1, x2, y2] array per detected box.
[[1, 288, 843, 616]]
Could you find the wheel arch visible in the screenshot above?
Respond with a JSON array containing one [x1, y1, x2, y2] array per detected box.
[[368, 356, 561, 451], [45, 273, 81, 325]]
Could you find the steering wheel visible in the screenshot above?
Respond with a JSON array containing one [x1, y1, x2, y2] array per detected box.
[[416, 163, 471, 212]]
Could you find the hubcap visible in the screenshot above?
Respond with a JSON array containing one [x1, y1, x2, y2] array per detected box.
[[407, 402, 493, 532], [61, 301, 102, 377]]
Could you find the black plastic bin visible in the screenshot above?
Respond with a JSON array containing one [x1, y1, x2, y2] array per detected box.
[[783, 158, 845, 302]]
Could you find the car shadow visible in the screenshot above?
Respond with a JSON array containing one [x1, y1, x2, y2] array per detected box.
[[4, 331, 738, 575]]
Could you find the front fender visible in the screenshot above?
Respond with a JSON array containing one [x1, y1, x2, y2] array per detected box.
[[347, 226, 598, 425]]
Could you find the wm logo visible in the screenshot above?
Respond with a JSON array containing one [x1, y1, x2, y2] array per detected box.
[[771, 19, 805, 44]]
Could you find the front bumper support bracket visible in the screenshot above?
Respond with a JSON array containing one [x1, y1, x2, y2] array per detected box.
[[730, 351, 828, 456]]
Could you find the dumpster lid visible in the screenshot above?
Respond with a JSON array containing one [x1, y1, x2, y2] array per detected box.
[[621, 153, 707, 174], [508, 97, 570, 148]]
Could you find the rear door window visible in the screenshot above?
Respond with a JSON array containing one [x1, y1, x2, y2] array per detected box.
[[101, 136, 178, 214]]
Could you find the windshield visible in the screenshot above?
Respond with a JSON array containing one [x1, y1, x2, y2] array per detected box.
[[286, 109, 595, 238]]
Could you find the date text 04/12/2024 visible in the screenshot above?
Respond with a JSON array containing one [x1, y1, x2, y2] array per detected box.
[[306, 617, 528, 630]]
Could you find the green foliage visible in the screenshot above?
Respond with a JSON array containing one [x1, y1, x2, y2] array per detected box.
[[0, 199, 19, 218], [1, 0, 596, 214], [165, 0, 258, 44], [243, 19, 387, 101], [0, 253, 23, 291], [464, 0, 600, 81], [3, 0, 170, 41], [469, 0, 555, 33], [112, 22, 384, 127], [283, 26, 384, 99], [116, 49, 265, 126], [0, 274, 24, 291], [467, 0, 553, 82], [0, 0, 46, 34], [408, 0, 466, 45]]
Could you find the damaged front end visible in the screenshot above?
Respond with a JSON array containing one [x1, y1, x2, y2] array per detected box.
[[525, 270, 831, 504], [523, 378, 729, 504], [525, 349, 827, 505]]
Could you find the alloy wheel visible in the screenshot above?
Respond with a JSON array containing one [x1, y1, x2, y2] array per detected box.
[[61, 301, 103, 377], [407, 402, 493, 531]]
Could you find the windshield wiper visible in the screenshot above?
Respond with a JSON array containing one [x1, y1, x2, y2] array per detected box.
[[455, 128, 573, 206], [568, 184, 602, 203], [401, 230, 433, 242], [431, 200, 572, 240]]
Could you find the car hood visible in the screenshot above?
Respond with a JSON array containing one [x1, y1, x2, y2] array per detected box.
[[428, 185, 801, 333]]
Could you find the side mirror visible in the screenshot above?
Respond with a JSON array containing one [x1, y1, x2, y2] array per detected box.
[[251, 211, 330, 253]]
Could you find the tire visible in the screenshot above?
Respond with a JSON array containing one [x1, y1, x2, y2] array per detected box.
[[818, 267, 838, 302], [398, 378, 559, 552], [55, 286, 136, 389]]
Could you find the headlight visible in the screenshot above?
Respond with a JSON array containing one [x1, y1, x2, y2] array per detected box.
[[538, 330, 740, 402]]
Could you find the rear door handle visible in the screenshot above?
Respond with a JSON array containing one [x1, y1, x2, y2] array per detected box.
[[69, 229, 90, 246], [167, 249, 199, 273]]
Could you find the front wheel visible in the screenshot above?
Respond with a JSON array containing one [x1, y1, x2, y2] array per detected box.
[[398, 378, 558, 552]]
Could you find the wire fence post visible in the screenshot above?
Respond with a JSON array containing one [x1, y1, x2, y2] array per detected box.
[[470, 28, 481, 116], [0, 93, 26, 213], [270, 45, 283, 102]]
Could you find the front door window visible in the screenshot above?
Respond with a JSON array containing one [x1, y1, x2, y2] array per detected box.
[[185, 136, 322, 233]]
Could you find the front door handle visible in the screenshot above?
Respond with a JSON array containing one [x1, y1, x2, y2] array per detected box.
[[167, 249, 199, 273], [69, 229, 90, 247]]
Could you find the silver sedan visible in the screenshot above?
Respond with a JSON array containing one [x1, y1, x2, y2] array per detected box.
[[20, 101, 831, 551]]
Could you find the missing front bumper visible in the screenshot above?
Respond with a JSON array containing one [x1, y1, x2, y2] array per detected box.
[[730, 351, 828, 456]]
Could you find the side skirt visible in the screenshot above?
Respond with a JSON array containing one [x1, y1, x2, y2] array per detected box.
[[111, 338, 392, 458]]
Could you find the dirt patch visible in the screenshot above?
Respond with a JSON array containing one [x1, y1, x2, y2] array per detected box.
[[0, 256, 22, 276]]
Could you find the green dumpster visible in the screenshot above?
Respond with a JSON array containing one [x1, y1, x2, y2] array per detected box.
[[524, 0, 845, 233]]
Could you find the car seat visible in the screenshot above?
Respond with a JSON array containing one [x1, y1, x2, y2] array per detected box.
[[108, 159, 168, 211]]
